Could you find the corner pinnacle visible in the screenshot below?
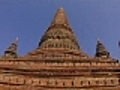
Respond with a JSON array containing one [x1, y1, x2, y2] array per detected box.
[[95, 39, 110, 58]]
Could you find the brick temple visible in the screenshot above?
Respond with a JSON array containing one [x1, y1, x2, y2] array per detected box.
[[0, 8, 120, 90]]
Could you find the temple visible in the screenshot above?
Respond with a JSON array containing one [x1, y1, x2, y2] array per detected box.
[[0, 8, 120, 90]]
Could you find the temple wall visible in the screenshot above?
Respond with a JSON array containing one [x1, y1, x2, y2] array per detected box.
[[0, 60, 119, 68], [0, 74, 119, 87]]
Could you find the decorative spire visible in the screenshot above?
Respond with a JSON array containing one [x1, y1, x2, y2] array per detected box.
[[4, 38, 18, 58], [38, 7, 80, 51], [95, 38, 110, 58], [50, 7, 70, 27]]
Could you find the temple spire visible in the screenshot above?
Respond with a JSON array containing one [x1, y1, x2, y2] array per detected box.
[[95, 38, 110, 58], [4, 38, 18, 58], [38, 7, 80, 50], [27, 8, 88, 58], [51, 7, 70, 27]]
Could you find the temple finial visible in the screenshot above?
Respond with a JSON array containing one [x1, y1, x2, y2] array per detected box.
[[15, 37, 18, 41], [59, 7, 64, 10], [118, 40, 120, 48], [51, 7, 70, 27], [95, 39, 110, 58], [97, 38, 100, 42], [4, 38, 18, 58], [14, 37, 18, 45]]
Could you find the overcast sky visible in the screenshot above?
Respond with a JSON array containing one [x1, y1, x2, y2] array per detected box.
[[0, 0, 120, 59]]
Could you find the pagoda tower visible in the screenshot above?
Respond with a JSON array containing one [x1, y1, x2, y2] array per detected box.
[[95, 38, 110, 58], [4, 38, 18, 58], [0, 8, 120, 90]]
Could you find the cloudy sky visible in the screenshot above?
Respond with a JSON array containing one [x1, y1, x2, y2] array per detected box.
[[0, 0, 120, 59]]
